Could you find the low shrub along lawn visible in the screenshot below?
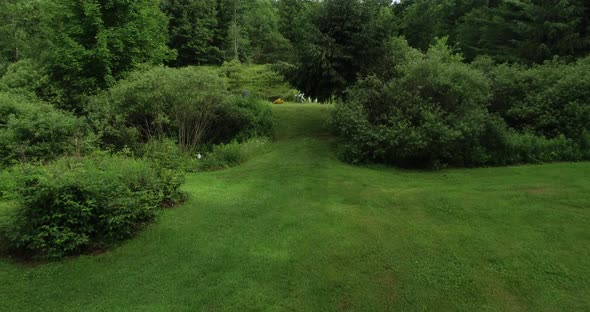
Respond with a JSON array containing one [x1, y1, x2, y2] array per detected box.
[[0, 153, 185, 259], [195, 137, 270, 171]]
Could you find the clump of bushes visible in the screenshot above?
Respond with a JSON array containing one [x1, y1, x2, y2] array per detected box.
[[0, 59, 47, 98], [332, 39, 498, 168], [331, 38, 590, 168], [0, 92, 93, 167], [139, 138, 191, 172], [137, 136, 270, 172], [0, 48, 277, 263], [87, 66, 273, 151], [0, 153, 185, 259], [218, 96, 274, 142], [196, 137, 270, 171], [499, 133, 584, 165], [483, 57, 590, 144]]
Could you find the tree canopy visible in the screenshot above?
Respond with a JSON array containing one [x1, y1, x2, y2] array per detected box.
[[1, 0, 589, 102]]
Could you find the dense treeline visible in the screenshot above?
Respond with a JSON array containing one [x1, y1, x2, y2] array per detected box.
[[0, 0, 589, 258], [280, 0, 590, 98], [2, 0, 589, 103]]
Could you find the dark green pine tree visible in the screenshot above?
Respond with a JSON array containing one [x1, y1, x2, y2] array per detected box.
[[287, 0, 397, 99], [161, 0, 221, 66], [520, 0, 589, 63], [457, 0, 590, 63], [400, 0, 488, 51], [0, 0, 41, 66], [37, 0, 174, 110], [456, 1, 528, 62]]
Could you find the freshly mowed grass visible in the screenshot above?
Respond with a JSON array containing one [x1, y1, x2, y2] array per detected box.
[[1, 104, 589, 311]]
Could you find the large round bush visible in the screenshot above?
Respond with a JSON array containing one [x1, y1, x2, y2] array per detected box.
[[332, 40, 498, 168], [87, 66, 273, 151]]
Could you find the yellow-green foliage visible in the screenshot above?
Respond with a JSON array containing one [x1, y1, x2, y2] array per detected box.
[[220, 60, 298, 101]]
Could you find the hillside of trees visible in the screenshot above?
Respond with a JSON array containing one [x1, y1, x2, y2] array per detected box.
[[2, 0, 589, 102]]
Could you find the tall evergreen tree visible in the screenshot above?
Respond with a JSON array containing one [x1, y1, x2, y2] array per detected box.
[[400, 0, 487, 51], [456, 0, 590, 63], [0, 0, 40, 66], [37, 0, 174, 109], [456, 1, 528, 62], [161, 0, 221, 66], [520, 0, 589, 63], [286, 0, 397, 99]]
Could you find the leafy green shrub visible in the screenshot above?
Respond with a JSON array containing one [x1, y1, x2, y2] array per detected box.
[[332, 38, 589, 168], [139, 139, 188, 205], [139, 138, 188, 171], [500, 133, 584, 164], [86, 66, 226, 150], [0, 153, 185, 259], [87, 66, 273, 151], [0, 59, 47, 98], [196, 137, 270, 171], [485, 57, 590, 144], [0, 92, 93, 167], [374, 36, 424, 80], [152, 164, 186, 208], [333, 39, 496, 168], [212, 96, 274, 142]]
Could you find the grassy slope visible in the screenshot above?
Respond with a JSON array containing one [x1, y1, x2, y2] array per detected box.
[[1, 104, 589, 311]]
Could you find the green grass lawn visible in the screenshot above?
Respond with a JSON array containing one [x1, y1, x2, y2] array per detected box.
[[1, 104, 589, 311]]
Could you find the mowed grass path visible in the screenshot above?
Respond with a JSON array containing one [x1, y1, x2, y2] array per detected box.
[[1, 104, 589, 311]]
